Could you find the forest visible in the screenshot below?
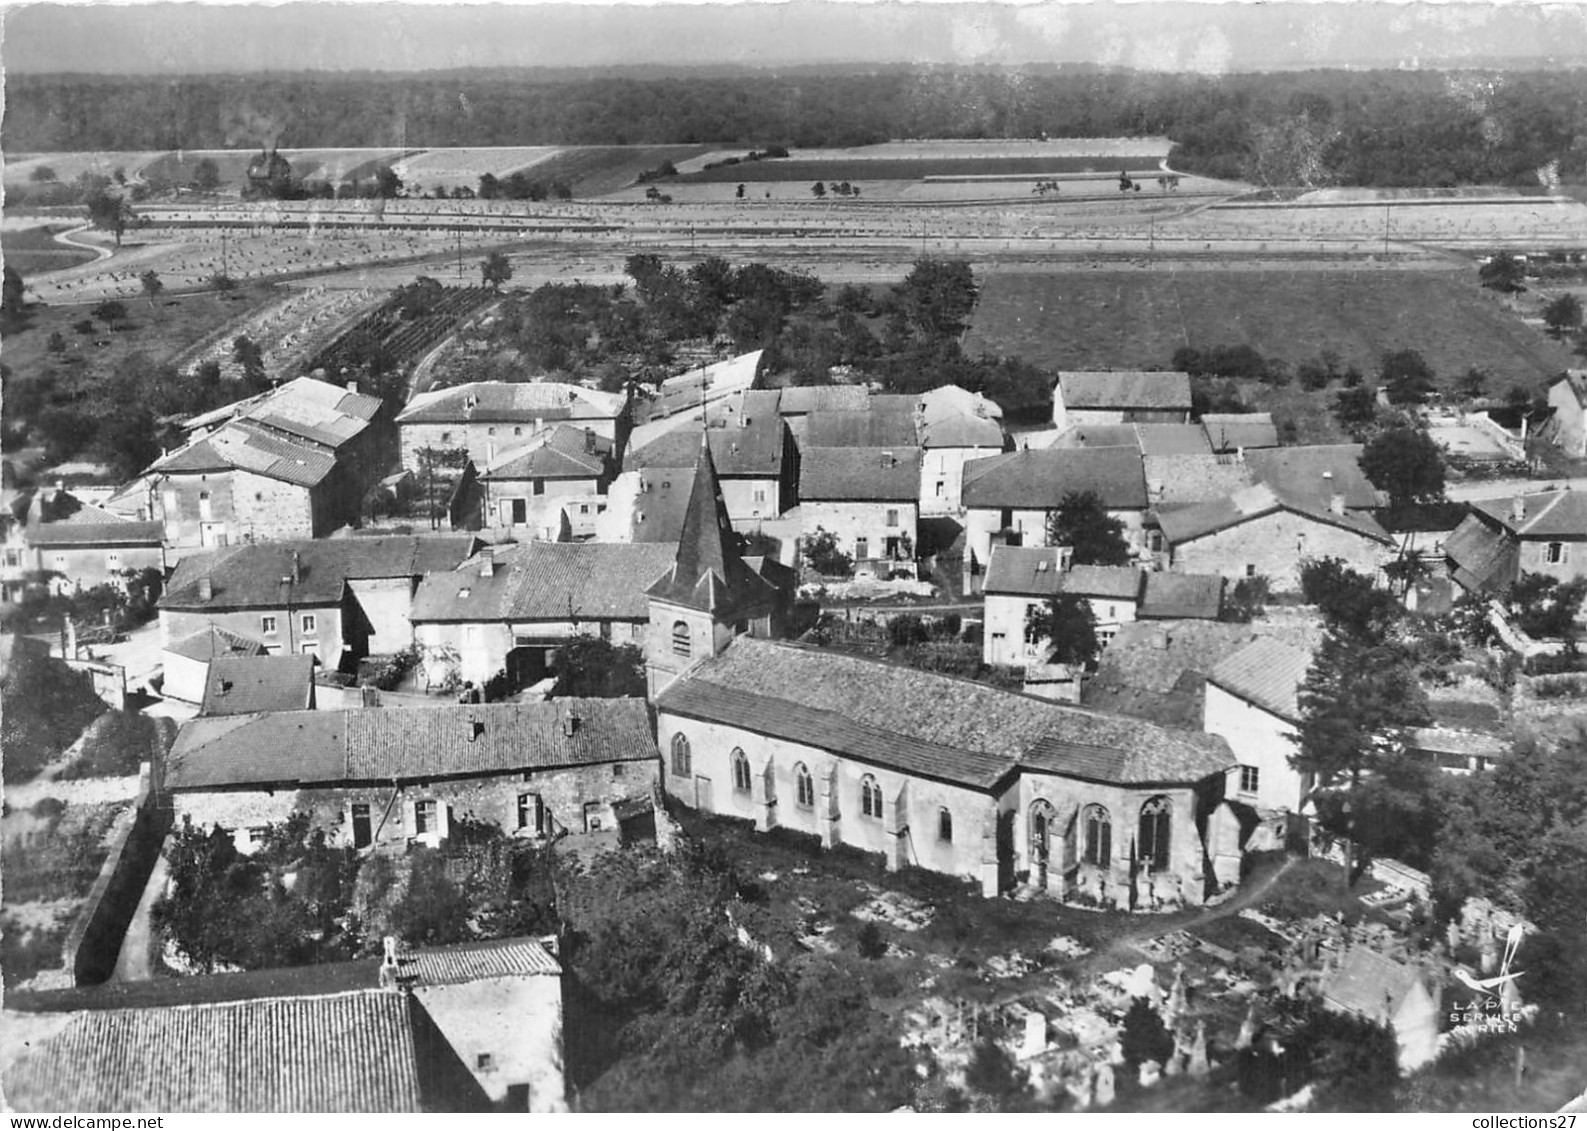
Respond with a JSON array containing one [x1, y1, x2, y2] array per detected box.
[[7, 66, 1587, 189]]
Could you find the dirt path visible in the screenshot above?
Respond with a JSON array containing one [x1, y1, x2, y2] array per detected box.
[[110, 848, 169, 983]]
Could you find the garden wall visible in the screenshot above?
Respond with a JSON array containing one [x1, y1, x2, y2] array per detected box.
[[61, 763, 172, 986]]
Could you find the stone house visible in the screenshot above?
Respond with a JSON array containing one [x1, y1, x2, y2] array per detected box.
[[159, 699, 660, 855], [799, 447, 922, 578], [1, 486, 165, 603], [476, 424, 615, 540], [161, 626, 269, 705], [1242, 444, 1382, 513], [2, 935, 566, 1112], [1051, 371, 1192, 433], [144, 378, 391, 552], [961, 447, 1150, 579], [159, 535, 478, 669], [1157, 483, 1395, 592], [1444, 490, 1587, 594], [916, 386, 1008, 516], [410, 540, 679, 688], [396, 380, 629, 472], [653, 635, 1240, 905], [1318, 947, 1442, 1073], [624, 412, 797, 526], [1542, 370, 1587, 459], [1202, 635, 1315, 815], [982, 547, 1142, 666]]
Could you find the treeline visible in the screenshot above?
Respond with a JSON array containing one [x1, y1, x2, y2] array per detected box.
[[9, 67, 1587, 188]]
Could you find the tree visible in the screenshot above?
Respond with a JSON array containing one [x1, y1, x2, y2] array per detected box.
[[193, 157, 221, 192], [1025, 593, 1101, 668], [551, 636, 647, 698], [477, 173, 501, 200], [894, 258, 978, 339], [232, 335, 266, 389], [94, 402, 162, 480], [1542, 293, 1583, 338], [1120, 997, 1175, 1066], [47, 331, 67, 354], [1506, 573, 1587, 639], [1332, 385, 1377, 434], [373, 165, 403, 199], [3, 265, 26, 319], [1299, 558, 1403, 641], [29, 164, 57, 183], [1046, 490, 1131, 566], [1361, 425, 1446, 508], [209, 272, 237, 294], [1379, 349, 1436, 405], [1479, 252, 1525, 292], [91, 299, 128, 326], [481, 251, 513, 290], [84, 188, 134, 246], [1223, 574, 1270, 622], [802, 527, 854, 578], [139, 269, 164, 309], [811, 181, 826, 198]]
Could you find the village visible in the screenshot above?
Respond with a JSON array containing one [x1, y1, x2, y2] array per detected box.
[[4, 10, 1587, 1114]]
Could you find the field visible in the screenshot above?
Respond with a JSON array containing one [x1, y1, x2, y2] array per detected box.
[[678, 155, 1168, 184], [515, 144, 712, 197], [3, 151, 167, 187], [0, 225, 98, 275], [391, 146, 564, 191], [963, 268, 1580, 389]]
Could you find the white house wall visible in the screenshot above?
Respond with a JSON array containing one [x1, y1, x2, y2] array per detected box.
[[1202, 682, 1308, 813]]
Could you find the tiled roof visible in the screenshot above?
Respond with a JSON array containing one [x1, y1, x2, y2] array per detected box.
[[1144, 454, 1258, 506], [1202, 413, 1280, 452], [804, 408, 919, 448], [164, 699, 657, 790], [658, 637, 1233, 789], [1134, 424, 1213, 457], [1140, 572, 1225, 620], [412, 541, 676, 622], [1320, 947, 1428, 1024], [627, 415, 787, 477], [185, 378, 381, 443], [162, 535, 478, 610], [166, 626, 269, 663], [776, 385, 871, 415], [27, 521, 164, 546], [403, 938, 561, 984], [917, 412, 1005, 450], [1064, 565, 1144, 600], [1207, 636, 1315, 723], [397, 380, 624, 424], [1051, 424, 1141, 451], [918, 384, 1003, 422], [1156, 483, 1393, 546], [962, 447, 1148, 511], [1085, 620, 1264, 728], [1444, 514, 1520, 593], [482, 424, 611, 480], [983, 546, 1065, 597], [153, 426, 337, 488], [1, 991, 425, 1112], [1057, 371, 1192, 410], [200, 654, 315, 716], [1245, 444, 1380, 510], [1469, 491, 1587, 540], [800, 447, 921, 502]]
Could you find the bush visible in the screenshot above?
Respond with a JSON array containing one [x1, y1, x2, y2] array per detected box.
[[803, 526, 854, 578], [887, 614, 930, 648], [1120, 997, 1175, 1065], [855, 920, 887, 959], [1223, 575, 1270, 623]]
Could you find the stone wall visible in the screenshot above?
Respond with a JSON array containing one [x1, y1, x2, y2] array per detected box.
[[162, 603, 345, 664], [1170, 510, 1390, 592], [35, 544, 165, 596], [231, 469, 319, 541], [802, 500, 918, 576]]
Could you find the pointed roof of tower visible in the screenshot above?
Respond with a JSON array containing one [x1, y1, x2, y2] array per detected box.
[[646, 433, 776, 618]]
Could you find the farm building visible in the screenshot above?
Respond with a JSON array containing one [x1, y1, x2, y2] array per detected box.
[[1156, 483, 1395, 592], [1444, 490, 1587, 593], [145, 378, 391, 551], [395, 381, 629, 472], [654, 635, 1242, 906], [1051, 371, 1192, 433], [1542, 370, 1587, 459], [159, 699, 660, 857], [159, 535, 478, 669], [799, 447, 922, 579], [961, 447, 1150, 580], [476, 425, 616, 540]]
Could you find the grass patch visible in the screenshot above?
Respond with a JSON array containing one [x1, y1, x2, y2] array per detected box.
[[964, 269, 1575, 392], [2, 800, 129, 904], [58, 711, 175, 780], [677, 154, 1167, 184], [522, 144, 711, 198], [0, 226, 97, 275]]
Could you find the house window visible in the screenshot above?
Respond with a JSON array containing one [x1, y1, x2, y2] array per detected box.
[[1546, 542, 1568, 564], [510, 498, 527, 524], [731, 748, 752, 793], [860, 774, 882, 819], [248, 827, 267, 846], [465, 625, 480, 645], [1082, 804, 1111, 866], [52, 554, 68, 571], [938, 808, 953, 843], [1245, 564, 1257, 579], [579, 504, 589, 515], [671, 620, 691, 657], [300, 614, 316, 635], [514, 427, 523, 436], [261, 615, 278, 636], [440, 431, 452, 443], [532, 480, 545, 496], [301, 642, 319, 658], [518, 792, 544, 834], [886, 509, 899, 528], [795, 763, 814, 808], [106, 552, 121, 570], [1239, 765, 1260, 795], [670, 733, 692, 778], [476, 1053, 495, 1072], [754, 488, 766, 504], [1139, 796, 1172, 871], [414, 800, 438, 835], [198, 491, 213, 521], [3, 550, 17, 568], [854, 537, 869, 561], [487, 427, 496, 436], [935, 481, 946, 498]]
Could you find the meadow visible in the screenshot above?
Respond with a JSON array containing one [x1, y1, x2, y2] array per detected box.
[[962, 267, 1578, 390], [677, 155, 1168, 185]]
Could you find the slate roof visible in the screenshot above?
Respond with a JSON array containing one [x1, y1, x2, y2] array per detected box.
[[1207, 636, 1315, 723], [1134, 424, 1213, 457], [1244, 444, 1380, 509], [1051, 424, 1142, 451], [1319, 947, 1429, 1024], [627, 415, 787, 477], [396, 380, 624, 425], [1469, 490, 1587, 540], [163, 699, 658, 791], [2, 991, 426, 1113], [1144, 454, 1260, 506], [800, 447, 922, 502], [962, 447, 1148, 511], [776, 385, 871, 415], [804, 408, 919, 448], [162, 535, 478, 610], [1156, 483, 1394, 546], [27, 521, 164, 546], [657, 637, 1233, 789], [1444, 514, 1520, 593], [166, 626, 269, 663], [185, 378, 382, 447], [481, 424, 611, 480], [628, 469, 695, 543], [1084, 620, 1266, 728], [982, 549, 1144, 602], [200, 654, 315, 716], [412, 541, 677, 622], [1202, 413, 1281, 452], [1057, 371, 1192, 410], [1140, 572, 1225, 620]]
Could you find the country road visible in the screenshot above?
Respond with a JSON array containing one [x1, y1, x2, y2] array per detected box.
[[1446, 476, 1587, 502]]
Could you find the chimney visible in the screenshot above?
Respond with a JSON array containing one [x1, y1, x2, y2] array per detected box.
[[219, 679, 233, 696], [1510, 495, 1526, 524], [467, 718, 485, 742], [378, 936, 401, 990], [585, 428, 597, 454], [198, 576, 213, 601], [880, 450, 895, 468], [1329, 493, 1345, 516], [480, 551, 494, 577], [290, 551, 301, 585], [346, 381, 358, 394], [563, 711, 579, 737], [1152, 627, 1169, 650]]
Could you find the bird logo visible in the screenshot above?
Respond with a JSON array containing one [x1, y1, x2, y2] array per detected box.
[[1453, 923, 1526, 1000]]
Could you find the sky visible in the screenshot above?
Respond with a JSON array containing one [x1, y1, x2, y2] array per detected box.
[[3, 0, 1586, 75]]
